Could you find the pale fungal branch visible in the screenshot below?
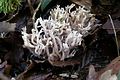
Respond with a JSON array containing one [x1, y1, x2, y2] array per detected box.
[[108, 15, 119, 56], [21, 4, 98, 64]]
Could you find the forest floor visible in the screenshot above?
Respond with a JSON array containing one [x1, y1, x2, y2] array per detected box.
[[0, 0, 120, 80]]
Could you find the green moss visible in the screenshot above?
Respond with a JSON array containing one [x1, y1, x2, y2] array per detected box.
[[0, 0, 21, 14]]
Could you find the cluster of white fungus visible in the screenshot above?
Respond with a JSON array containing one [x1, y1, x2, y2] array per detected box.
[[22, 4, 96, 63]]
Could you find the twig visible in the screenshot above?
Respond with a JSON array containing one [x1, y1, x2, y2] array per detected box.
[[27, 0, 42, 27], [32, 0, 42, 25], [27, 0, 35, 15], [16, 60, 34, 80], [0, 73, 9, 80], [108, 14, 119, 56], [6, 8, 19, 22]]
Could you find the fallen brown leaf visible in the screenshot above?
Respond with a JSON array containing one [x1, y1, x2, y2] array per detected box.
[[87, 57, 120, 80], [49, 59, 80, 67], [103, 19, 120, 34], [96, 56, 120, 79]]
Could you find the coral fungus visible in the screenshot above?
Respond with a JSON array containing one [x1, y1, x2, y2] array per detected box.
[[22, 4, 97, 63]]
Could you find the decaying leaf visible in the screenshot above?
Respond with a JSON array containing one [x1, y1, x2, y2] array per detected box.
[[86, 57, 120, 80], [109, 75, 117, 80], [99, 0, 112, 5], [87, 65, 96, 80], [0, 73, 9, 80], [99, 70, 117, 80], [26, 73, 52, 80], [49, 59, 80, 67], [99, 70, 112, 80], [69, 0, 92, 9], [103, 19, 120, 34], [0, 21, 16, 32], [95, 56, 120, 79]]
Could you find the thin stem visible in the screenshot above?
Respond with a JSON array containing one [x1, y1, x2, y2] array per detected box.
[[108, 14, 119, 56], [27, 0, 34, 15], [6, 8, 19, 22], [32, 0, 42, 25]]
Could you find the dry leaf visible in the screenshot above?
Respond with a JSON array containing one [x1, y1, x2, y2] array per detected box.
[[26, 73, 52, 80], [87, 65, 96, 80], [69, 0, 92, 9], [103, 19, 120, 34], [99, 70, 112, 80], [95, 56, 120, 79], [109, 75, 117, 80], [0, 21, 16, 32], [49, 59, 80, 67]]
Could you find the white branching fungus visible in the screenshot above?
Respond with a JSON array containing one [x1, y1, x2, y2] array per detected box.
[[22, 4, 97, 63]]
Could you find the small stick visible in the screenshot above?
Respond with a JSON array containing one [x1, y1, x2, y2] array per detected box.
[[27, 0, 42, 26], [32, 0, 42, 25], [6, 8, 19, 22], [108, 14, 119, 56], [27, 0, 35, 15]]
